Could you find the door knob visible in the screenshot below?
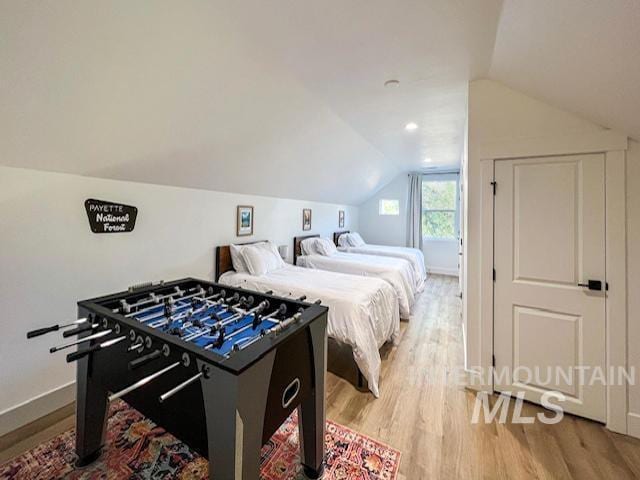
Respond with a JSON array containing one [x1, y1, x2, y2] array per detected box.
[[578, 280, 603, 291]]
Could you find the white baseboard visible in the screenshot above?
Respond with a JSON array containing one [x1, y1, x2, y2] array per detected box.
[[427, 266, 459, 276], [627, 412, 640, 439], [463, 369, 493, 393], [0, 382, 76, 437]]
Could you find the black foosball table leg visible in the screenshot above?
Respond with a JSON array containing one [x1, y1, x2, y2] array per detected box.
[[198, 353, 276, 480], [75, 355, 109, 466], [298, 318, 327, 479]]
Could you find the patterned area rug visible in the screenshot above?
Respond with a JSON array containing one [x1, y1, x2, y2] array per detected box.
[[0, 400, 400, 480]]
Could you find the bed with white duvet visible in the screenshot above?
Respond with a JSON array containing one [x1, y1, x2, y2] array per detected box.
[[336, 232, 427, 292], [296, 237, 416, 319], [217, 241, 400, 397]]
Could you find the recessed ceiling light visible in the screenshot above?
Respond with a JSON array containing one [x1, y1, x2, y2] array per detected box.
[[405, 122, 418, 131], [384, 79, 400, 88], [424, 157, 433, 163]]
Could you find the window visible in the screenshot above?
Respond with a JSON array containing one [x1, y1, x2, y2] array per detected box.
[[422, 177, 458, 239], [379, 199, 400, 215]]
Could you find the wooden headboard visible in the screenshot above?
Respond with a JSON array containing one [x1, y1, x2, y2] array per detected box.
[[333, 230, 350, 246], [293, 234, 320, 266], [214, 240, 268, 282]]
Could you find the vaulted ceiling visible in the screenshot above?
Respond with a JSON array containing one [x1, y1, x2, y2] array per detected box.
[[1, 1, 638, 205], [490, 0, 640, 142]]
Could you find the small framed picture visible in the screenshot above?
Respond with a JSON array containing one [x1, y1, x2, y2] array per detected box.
[[338, 210, 345, 228], [302, 208, 312, 231], [237, 205, 254, 236]]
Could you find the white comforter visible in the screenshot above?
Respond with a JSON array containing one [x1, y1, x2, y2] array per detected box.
[[338, 244, 427, 292], [297, 252, 416, 319], [218, 265, 399, 397]]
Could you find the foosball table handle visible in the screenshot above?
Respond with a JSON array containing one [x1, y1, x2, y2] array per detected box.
[[27, 318, 90, 339], [66, 343, 102, 362], [27, 325, 59, 338], [129, 349, 162, 370]]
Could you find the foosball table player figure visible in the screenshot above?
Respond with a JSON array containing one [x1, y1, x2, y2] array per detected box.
[[27, 278, 328, 480]]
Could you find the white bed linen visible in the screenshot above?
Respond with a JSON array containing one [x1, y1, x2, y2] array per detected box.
[[297, 252, 416, 319], [338, 244, 427, 292], [218, 265, 399, 397]]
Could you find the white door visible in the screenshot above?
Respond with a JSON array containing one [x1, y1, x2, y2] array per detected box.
[[493, 154, 606, 421]]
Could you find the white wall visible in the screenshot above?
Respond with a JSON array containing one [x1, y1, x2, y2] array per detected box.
[[358, 173, 460, 275], [626, 140, 640, 424], [465, 79, 608, 379], [0, 166, 358, 435], [466, 79, 639, 435], [358, 175, 408, 247]]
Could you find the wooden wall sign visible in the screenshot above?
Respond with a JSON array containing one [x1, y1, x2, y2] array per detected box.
[[85, 199, 138, 234]]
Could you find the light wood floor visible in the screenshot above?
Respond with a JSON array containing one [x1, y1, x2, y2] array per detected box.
[[326, 275, 640, 479], [2, 275, 640, 479]]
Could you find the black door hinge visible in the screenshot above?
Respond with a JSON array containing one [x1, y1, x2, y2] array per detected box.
[[492, 355, 496, 367], [491, 181, 497, 195], [493, 268, 496, 282]]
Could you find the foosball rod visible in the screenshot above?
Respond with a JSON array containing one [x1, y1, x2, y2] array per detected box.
[[215, 304, 285, 347], [128, 287, 222, 320], [146, 306, 203, 329], [262, 289, 314, 304], [66, 336, 127, 362], [231, 312, 302, 353], [62, 322, 100, 338], [119, 285, 186, 312], [190, 290, 226, 307], [49, 330, 112, 353], [159, 370, 205, 403], [142, 305, 192, 326], [108, 362, 181, 402], [128, 341, 144, 352], [267, 312, 303, 335], [213, 300, 269, 330], [125, 290, 204, 319], [222, 313, 268, 342], [27, 318, 89, 338], [140, 293, 225, 325]]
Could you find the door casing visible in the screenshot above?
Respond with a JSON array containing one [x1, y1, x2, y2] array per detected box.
[[470, 134, 628, 434]]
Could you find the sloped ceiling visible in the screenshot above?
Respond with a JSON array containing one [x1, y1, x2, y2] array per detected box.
[[1, 1, 638, 205], [489, 0, 640, 141], [0, 0, 501, 205]]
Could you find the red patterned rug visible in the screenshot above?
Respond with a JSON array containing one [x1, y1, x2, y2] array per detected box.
[[0, 400, 400, 479]]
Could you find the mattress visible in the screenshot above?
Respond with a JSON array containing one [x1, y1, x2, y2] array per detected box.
[[338, 244, 427, 292], [297, 252, 416, 319]]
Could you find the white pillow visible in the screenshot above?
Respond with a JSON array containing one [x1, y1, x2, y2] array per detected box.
[[314, 238, 338, 256], [337, 234, 350, 247], [230, 243, 253, 273], [240, 242, 285, 276], [349, 232, 366, 247], [260, 241, 286, 269], [300, 238, 319, 255]]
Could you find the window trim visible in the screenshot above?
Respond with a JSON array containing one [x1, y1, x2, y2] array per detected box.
[[378, 198, 400, 216], [421, 174, 460, 241]]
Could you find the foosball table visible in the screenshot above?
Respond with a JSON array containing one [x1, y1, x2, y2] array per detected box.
[[27, 278, 328, 480]]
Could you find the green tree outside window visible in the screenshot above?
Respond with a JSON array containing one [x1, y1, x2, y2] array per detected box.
[[422, 180, 458, 239]]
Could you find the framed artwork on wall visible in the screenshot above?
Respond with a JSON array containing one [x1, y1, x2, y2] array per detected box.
[[303, 208, 312, 231], [338, 210, 345, 228], [237, 205, 254, 236]]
